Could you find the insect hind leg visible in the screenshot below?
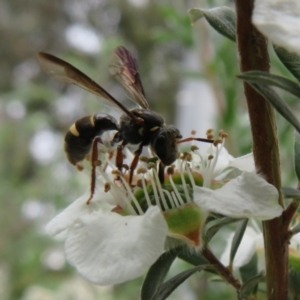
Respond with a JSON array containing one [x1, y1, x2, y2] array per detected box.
[[86, 136, 102, 205]]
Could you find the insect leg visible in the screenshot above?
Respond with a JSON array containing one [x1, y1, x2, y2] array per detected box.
[[86, 136, 102, 205], [129, 142, 144, 185]]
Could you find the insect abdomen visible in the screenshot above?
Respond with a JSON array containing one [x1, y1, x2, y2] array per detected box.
[[64, 113, 118, 165]]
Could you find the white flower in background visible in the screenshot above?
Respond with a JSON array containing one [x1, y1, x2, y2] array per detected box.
[[46, 131, 282, 285], [220, 226, 263, 269], [253, 0, 300, 55]]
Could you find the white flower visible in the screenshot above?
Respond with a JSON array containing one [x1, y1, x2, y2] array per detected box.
[[46, 133, 282, 285], [253, 0, 300, 55], [220, 226, 263, 269]]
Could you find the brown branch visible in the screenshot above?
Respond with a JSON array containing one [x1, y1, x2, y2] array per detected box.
[[235, 1, 288, 299], [201, 246, 241, 290]]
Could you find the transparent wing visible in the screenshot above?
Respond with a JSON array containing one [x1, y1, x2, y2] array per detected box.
[[38, 52, 135, 119], [109, 46, 150, 109]]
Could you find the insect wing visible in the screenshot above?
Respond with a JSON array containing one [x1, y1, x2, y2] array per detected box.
[[38, 52, 135, 119], [109, 46, 150, 109]]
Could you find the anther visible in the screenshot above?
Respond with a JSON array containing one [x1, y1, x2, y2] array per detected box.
[[93, 160, 101, 167], [147, 162, 156, 169], [206, 128, 214, 135], [122, 164, 129, 171], [207, 133, 214, 140], [112, 169, 122, 176], [137, 167, 148, 174], [139, 156, 149, 163], [104, 182, 111, 192], [213, 139, 222, 147], [221, 132, 228, 139], [190, 145, 199, 152], [191, 129, 197, 135], [208, 154, 214, 160], [167, 166, 175, 175], [85, 154, 91, 161], [76, 163, 84, 171]]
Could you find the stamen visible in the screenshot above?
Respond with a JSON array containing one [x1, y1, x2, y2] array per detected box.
[[152, 168, 170, 211], [98, 167, 136, 215], [141, 175, 152, 208], [148, 171, 161, 209], [168, 174, 185, 206], [171, 191, 181, 207], [185, 163, 196, 188], [119, 176, 144, 215], [162, 189, 175, 209], [179, 160, 192, 203]]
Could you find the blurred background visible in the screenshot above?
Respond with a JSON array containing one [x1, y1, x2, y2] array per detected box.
[[0, 0, 297, 299]]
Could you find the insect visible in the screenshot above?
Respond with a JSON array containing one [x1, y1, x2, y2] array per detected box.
[[38, 46, 214, 202]]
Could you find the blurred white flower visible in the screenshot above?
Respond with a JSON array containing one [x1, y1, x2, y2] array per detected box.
[[253, 0, 300, 55]]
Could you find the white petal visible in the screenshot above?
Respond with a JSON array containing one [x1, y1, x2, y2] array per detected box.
[[253, 0, 300, 55], [46, 188, 114, 236], [213, 147, 234, 176], [220, 227, 258, 268], [228, 153, 255, 172], [194, 172, 282, 220], [65, 206, 168, 285]]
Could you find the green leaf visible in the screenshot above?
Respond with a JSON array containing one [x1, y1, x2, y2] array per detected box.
[[274, 45, 300, 82], [281, 186, 300, 199], [153, 265, 212, 300], [230, 219, 248, 265], [294, 132, 300, 181], [204, 217, 241, 244], [238, 71, 300, 98], [239, 252, 258, 284], [141, 247, 182, 300], [241, 82, 300, 134], [178, 248, 209, 266], [238, 272, 264, 299], [188, 7, 236, 42]]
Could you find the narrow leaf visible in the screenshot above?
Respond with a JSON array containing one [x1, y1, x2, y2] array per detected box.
[[141, 247, 182, 300], [239, 252, 258, 284], [204, 217, 241, 244], [178, 249, 209, 266], [274, 45, 300, 82], [241, 82, 300, 134], [188, 7, 236, 42], [238, 71, 300, 98], [230, 219, 248, 265], [294, 132, 300, 181], [239, 272, 265, 299], [281, 186, 300, 199], [153, 265, 212, 300]]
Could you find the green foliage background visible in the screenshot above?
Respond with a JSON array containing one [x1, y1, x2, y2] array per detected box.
[[0, 0, 297, 299]]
